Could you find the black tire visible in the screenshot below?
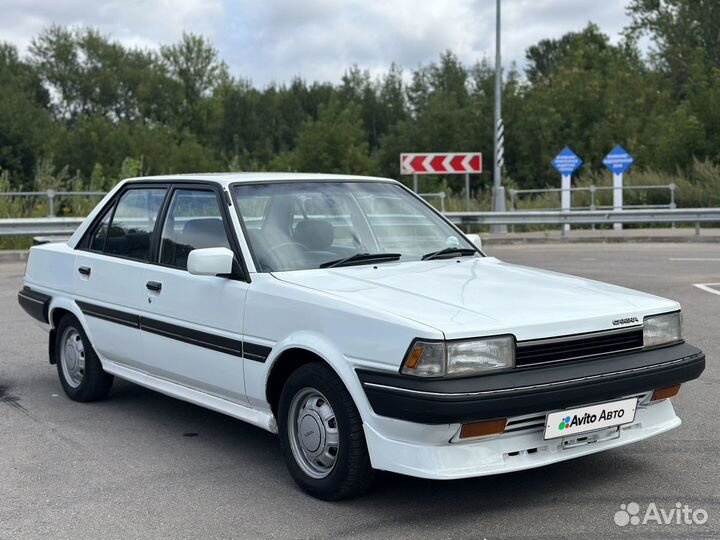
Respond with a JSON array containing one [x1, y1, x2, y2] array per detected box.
[[54, 313, 114, 402], [278, 363, 374, 500]]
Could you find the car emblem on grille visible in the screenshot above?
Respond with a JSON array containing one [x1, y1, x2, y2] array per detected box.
[[612, 317, 639, 326]]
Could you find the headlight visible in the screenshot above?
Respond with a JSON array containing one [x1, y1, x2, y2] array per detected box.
[[401, 336, 515, 377], [643, 312, 683, 347]]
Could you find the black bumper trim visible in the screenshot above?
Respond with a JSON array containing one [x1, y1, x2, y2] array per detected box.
[[357, 343, 705, 424], [17, 287, 51, 324]]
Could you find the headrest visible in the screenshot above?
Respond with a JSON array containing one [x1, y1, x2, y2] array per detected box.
[[182, 218, 228, 250], [293, 219, 334, 251]]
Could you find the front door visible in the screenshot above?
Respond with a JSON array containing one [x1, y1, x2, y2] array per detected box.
[[140, 187, 249, 404]]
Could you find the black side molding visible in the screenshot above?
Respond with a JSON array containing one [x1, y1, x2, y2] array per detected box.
[[75, 299, 271, 362], [17, 287, 51, 324], [141, 316, 243, 357], [76, 300, 140, 328], [243, 341, 273, 363]]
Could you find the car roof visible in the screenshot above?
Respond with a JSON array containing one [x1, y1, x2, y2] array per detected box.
[[121, 172, 398, 188]]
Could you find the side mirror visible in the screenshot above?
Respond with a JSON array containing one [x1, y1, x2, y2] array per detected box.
[[187, 247, 234, 276], [465, 233, 483, 251]]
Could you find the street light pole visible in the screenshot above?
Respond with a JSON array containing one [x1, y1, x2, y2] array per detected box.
[[492, 0, 507, 231]]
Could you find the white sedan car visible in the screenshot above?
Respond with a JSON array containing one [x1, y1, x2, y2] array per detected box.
[[18, 173, 705, 500]]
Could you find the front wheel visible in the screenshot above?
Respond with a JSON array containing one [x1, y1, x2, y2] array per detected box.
[[278, 363, 374, 500], [54, 314, 114, 402]]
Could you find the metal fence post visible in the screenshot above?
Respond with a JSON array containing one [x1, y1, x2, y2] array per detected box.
[[47, 189, 56, 217], [464, 173, 470, 212], [669, 183, 677, 230], [589, 185, 596, 231], [509, 189, 516, 233]]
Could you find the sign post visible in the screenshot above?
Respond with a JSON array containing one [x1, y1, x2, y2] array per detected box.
[[400, 153, 483, 211], [551, 147, 583, 233], [602, 145, 635, 231]]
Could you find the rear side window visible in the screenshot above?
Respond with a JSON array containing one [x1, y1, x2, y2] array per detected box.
[[104, 188, 166, 261], [159, 189, 230, 270]]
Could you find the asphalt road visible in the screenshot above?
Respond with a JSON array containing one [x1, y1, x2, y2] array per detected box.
[[1, 243, 718, 539]]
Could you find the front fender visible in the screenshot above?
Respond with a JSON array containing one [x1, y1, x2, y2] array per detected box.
[[245, 330, 371, 422]]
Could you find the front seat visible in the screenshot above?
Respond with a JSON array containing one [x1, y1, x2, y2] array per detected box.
[[293, 219, 334, 252], [182, 218, 229, 250]]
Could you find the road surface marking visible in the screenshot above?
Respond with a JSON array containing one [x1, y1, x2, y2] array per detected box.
[[693, 283, 720, 296], [670, 258, 720, 262]]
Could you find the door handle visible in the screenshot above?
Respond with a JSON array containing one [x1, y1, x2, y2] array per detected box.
[[145, 281, 162, 292], [78, 266, 91, 277]]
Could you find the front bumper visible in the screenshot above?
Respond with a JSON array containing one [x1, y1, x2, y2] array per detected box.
[[363, 397, 681, 480], [357, 342, 705, 424]]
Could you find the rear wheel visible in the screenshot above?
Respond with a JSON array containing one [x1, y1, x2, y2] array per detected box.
[[278, 363, 374, 500], [54, 314, 113, 402]]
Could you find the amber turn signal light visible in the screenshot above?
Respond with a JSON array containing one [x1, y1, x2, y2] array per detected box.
[[651, 384, 681, 401], [459, 418, 507, 439], [404, 345, 425, 370]]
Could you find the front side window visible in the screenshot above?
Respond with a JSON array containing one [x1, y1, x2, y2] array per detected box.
[[104, 188, 166, 261], [88, 208, 112, 252], [159, 189, 231, 270], [232, 181, 477, 272]]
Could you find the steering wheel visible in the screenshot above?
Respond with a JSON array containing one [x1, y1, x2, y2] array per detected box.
[[262, 241, 307, 270]]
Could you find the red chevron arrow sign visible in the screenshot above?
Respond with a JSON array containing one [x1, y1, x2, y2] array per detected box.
[[400, 152, 482, 175]]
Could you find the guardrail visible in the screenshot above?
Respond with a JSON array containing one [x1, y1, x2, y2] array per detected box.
[[1, 209, 719, 238], [0, 217, 85, 237], [445, 208, 720, 235]]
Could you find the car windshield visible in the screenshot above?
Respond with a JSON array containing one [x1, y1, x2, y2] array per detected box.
[[232, 181, 479, 272]]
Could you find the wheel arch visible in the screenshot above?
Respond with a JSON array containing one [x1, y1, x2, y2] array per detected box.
[[47, 298, 91, 365], [263, 335, 366, 421]]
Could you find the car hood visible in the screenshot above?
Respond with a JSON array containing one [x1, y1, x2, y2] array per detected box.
[[273, 257, 678, 340]]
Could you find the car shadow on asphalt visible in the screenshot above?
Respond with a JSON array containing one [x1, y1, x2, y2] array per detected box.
[[103, 377, 643, 518]]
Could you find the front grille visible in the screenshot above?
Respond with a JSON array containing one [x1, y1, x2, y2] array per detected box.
[[516, 327, 644, 367]]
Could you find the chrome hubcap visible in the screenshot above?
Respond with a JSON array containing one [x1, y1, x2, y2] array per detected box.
[[288, 388, 339, 479], [60, 327, 85, 388]]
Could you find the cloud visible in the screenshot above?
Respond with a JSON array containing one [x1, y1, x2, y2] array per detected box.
[[0, 0, 632, 84], [220, 0, 630, 85], [0, 0, 224, 52]]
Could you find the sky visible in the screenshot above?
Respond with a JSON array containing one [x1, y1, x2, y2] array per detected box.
[[1, 0, 633, 86]]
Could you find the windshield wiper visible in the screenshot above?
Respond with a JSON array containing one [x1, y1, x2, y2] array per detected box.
[[320, 252, 402, 268], [421, 247, 477, 261]]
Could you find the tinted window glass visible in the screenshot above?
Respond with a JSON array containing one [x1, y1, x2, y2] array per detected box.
[[104, 188, 166, 261], [159, 189, 230, 270]]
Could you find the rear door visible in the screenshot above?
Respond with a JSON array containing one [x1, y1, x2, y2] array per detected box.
[[140, 185, 250, 404], [73, 186, 168, 369]]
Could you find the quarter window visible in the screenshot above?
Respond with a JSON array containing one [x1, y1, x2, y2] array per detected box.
[[159, 189, 231, 270], [104, 188, 166, 261]]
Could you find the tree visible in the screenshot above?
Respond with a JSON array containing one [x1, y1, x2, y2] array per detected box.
[[280, 98, 376, 175], [627, 0, 720, 74], [0, 43, 54, 187]]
